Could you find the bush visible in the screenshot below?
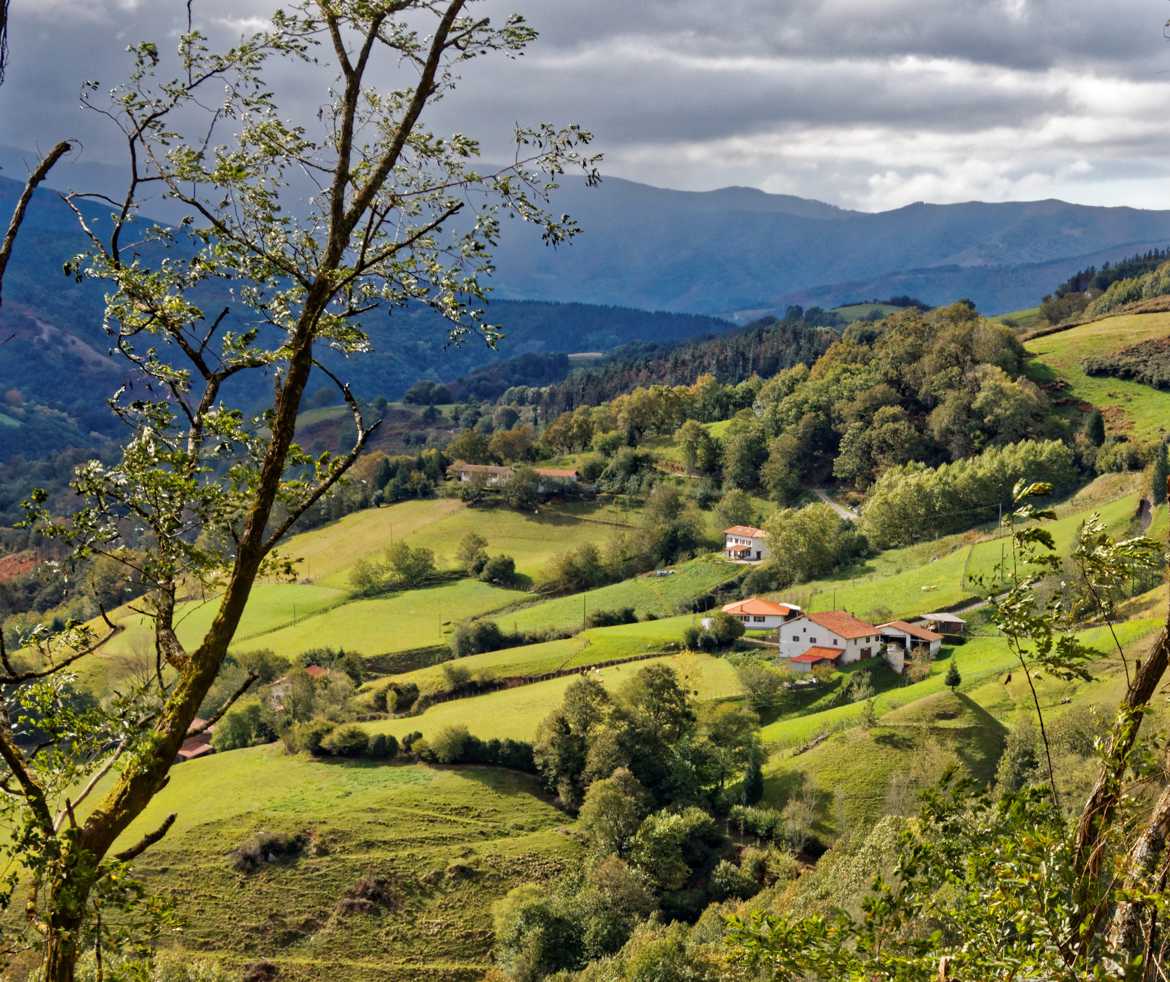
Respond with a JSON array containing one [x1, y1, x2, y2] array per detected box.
[[686, 610, 745, 652], [709, 858, 760, 901], [321, 724, 369, 758], [585, 606, 637, 629], [336, 875, 397, 916], [729, 804, 784, 842], [479, 554, 517, 585], [291, 718, 335, 756], [232, 830, 309, 873], [429, 724, 473, 764], [450, 619, 509, 658], [383, 681, 419, 714], [367, 732, 398, 759]]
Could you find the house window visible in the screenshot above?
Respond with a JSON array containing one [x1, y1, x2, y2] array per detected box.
[[753, 616, 765, 623]]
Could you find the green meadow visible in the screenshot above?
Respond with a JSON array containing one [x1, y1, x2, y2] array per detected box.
[[365, 651, 743, 744], [1026, 311, 1170, 440], [110, 747, 576, 981]]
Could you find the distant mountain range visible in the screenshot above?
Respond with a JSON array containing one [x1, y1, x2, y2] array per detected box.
[[485, 174, 1170, 316], [6, 145, 1170, 461], [8, 144, 1170, 318]]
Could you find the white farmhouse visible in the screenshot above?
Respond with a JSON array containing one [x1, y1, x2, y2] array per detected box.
[[723, 525, 769, 562], [721, 597, 801, 631], [778, 611, 882, 670]]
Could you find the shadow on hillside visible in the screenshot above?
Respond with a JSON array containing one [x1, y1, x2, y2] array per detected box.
[[950, 692, 1009, 784]]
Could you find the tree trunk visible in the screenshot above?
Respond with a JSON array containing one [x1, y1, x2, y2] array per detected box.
[[42, 889, 86, 982]]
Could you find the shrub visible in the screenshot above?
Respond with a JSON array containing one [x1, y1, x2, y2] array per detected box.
[[479, 554, 517, 585], [321, 724, 369, 758], [291, 718, 335, 757], [336, 875, 397, 916], [450, 620, 511, 658], [709, 858, 760, 901], [367, 733, 398, 759], [232, 830, 309, 873], [383, 681, 419, 714], [428, 724, 472, 764], [585, 606, 637, 629]]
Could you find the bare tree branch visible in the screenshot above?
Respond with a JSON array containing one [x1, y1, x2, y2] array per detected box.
[[112, 813, 175, 863], [0, 141, 71, 307]]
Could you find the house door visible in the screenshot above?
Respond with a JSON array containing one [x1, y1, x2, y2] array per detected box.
[[861, 648, 871, 659]]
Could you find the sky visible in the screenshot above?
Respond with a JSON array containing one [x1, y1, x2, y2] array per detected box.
[[3, 0, 1170, 212]]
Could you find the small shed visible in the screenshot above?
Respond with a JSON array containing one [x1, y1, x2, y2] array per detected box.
[[788, 646, 844, 673], [920, 612, 967, 638]]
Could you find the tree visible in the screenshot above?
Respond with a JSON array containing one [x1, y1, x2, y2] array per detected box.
[[480, 554, 517, 586], [0, 5, 596, 977], [490, 425, 536, 463], [502, 466, 541, 511], [578, 768, 653, 857], [945, 658, 961, 691], [446, 428, 493, 464], [456, 531, 489, 575], [386, 541, 437, 585], [1152, 435, 1169, 503], [715, 488, 757, 530]]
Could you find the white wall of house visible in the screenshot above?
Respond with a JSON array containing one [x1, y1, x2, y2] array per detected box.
[[884, 644, 906, 675], [778, 617, 881, 665], [724, 533, 769, 561], [733, 612, 787, 630]]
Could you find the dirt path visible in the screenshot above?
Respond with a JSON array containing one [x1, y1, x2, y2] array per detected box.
[[812, 488, 860, 523]]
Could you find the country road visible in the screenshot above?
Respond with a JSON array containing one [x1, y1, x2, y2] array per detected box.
[[812, 487, 861, 523]]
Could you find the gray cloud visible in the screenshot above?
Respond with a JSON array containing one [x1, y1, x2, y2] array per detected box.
[[2, 0, 1170, 211]]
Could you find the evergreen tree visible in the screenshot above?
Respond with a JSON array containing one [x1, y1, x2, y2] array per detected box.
[[741, 755, 764, 805], [945, 659, 962, 691], [1086, 409, 1106, 448], [1152, 436, 1169, 503]]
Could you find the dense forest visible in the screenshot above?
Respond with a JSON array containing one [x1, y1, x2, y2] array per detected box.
[[504, 308, 840, 416], [1040, 248, 1170, 323]]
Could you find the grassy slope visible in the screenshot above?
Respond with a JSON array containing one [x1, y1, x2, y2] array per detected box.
[[778, 480, 1143, 621], [760, 617, 1162, 837], [235, 579, 529, 661], [368, 612, 701, 697], [831, 303, 901, 322], [499, 557, 738, 636], [115, 747, 576, 981], [1026, 311, 1170, 440], [282, 498, 638, 587], [365, 651, 743, 743]]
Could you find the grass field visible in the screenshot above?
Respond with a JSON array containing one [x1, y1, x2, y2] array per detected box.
[[995, 306, 1045, 332], [280, 497, 638, 587], [365, 651, 743, 743], [758, 617, 1160, 749], [780, 481, 1145, 621], [370, 612, 701, 697], [1026, 311, 1170, 440], [760, 616, 1163, 837], [831, 303, 901, 322], [110, 747, 576, 981], [499, 557, 738, 636], [235, 579, 529, 661]]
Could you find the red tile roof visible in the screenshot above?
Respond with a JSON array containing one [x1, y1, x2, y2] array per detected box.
[[723, 597, 797, 618], [448, 461, 513, 477], [177, 731, 214, 761], [304, 665, 331, 680], [880, 620, 944, 642], [724, 525, 768, 538], [791, 646, 844, 664], [805, 611, 880, 640]]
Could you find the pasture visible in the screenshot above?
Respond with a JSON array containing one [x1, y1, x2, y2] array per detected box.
[[1026, 311, 1170, 440], [365, 651, 744, 744], [112, 747, 575, 981]]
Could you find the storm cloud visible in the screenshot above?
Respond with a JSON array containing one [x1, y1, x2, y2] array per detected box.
[[2, 0, 1170, 210]]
